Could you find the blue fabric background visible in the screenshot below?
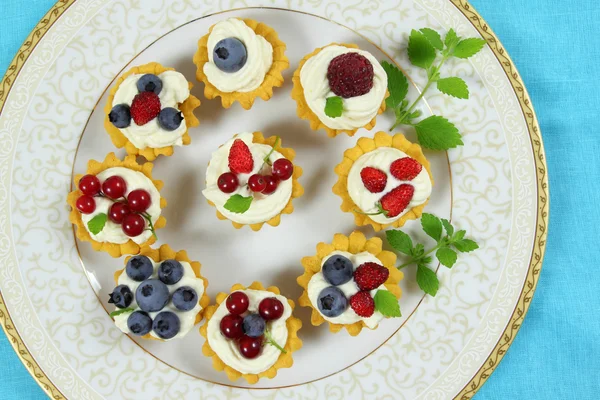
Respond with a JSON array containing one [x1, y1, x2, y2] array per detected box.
[[0, 0, 598, 399]]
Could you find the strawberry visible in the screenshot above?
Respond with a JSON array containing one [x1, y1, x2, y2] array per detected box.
[[228, 139, 254, 174], [360, 167, 387, 193], [130, 92, 161, 126], [390, 157, 423, 181], [349, 291, 375, 318], [354, 262, 389, 291], [378, 184, 414, 218]]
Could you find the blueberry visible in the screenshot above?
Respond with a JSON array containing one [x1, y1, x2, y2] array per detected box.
[[172, 286, 198, 311], [153, 311, 180, 340], [158, 259, 184, 284], [317, 286, 348, 318], [213, 37, 247, 73], [242, 314, 266, 338], [125, 255, 154, 281], [157, 108, 183, 131], [135, 279, 169, 312], [127, 311, 152, 336], [322, 254, 354, 285], [109, 104, 131, 128], [108, 285, 133, 309], [136, 74, 162, 94]]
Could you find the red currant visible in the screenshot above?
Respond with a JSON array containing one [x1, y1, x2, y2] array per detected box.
[[262, 175, 280, 195], [248, 174, 266, 193], [217, 172, 239, 193], [238, 335, 263, 359], [127, 189, 151, 213], [272, 159, 293, 181], [76, 195, 96, 214], [78, 174, 101, 196], [219, 314, 244, 339], [122, 213, 145, 237], [226, 291, 249, 315], [102, 176, 127, 199], [258, 297, 284, 321], [108, 202, 131, 224]]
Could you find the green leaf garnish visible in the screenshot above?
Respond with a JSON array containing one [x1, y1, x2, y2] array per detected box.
[[454, 239, 479, 253], [421, 213, 443, 241], [374, 290, 401, 318], [381, 60, 409, 110], [408, 29, 436, 69], [110, 307, 134, 317], [436, 77, 469, 99], [416, 264, 439, 296], [414, 115, 464, 150], [87, 213, 107, 235], [453, 38, 487, 59], [444, 28, 459, 50], [223, 194, 253, 214], [441, 218, 454, 236], [420, 28, 443, 50], [436, 247, 457, 268], [385, 230, 413, 255], [324, 96, 343, 118]]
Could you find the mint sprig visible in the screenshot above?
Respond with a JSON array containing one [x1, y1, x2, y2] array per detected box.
[[87, 213, 107, 235], [382, 28, 487, 150], [374, 290, 401, 318], [385, 213, 479, 296], [224, 194, 252, 214], [110, 307, 134, 317], [264, 328, 287, 353], [324, 96, 343, 118]]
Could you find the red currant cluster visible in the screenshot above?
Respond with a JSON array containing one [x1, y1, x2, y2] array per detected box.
[[75, 174, 153, 237], [217, 158, 294, 195], [219, 292, 285, 359]]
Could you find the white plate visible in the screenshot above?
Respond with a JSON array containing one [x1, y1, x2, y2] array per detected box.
[[0, 1, 548, 399]]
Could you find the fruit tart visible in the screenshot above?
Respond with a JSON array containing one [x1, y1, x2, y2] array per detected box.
[[67, 152, 166, 257], [201, 132, 303, 231], [333, 131, 433, 231], [291, 43, 388, 137], [193, 18, 288, 110], [200, 282, 302, 383], [109, 244, 210, 341], [297, 231, 402, 336], [104, 62, 201, 161]]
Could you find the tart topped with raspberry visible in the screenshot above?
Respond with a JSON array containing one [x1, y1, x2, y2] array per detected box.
[[200, 282, 302, 383], [291, 43, 389, 137], [193, 18, 289, 110], [104, 62, 200, 161], [67, 153, 166, 257], [202, 132, 303, 231], [333, 131, 433, 231]]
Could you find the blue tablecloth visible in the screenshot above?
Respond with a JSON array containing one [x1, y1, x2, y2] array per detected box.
[[1, 0, 598, 399]]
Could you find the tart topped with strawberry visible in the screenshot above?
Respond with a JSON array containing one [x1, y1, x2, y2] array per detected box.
[[202, 132, 303, 231], [291, 43, 389, 137], [200, 282, 302, 383], [104, 62, 200, 161], [67, 153, 166, 257], [333, 131, 433, 231]]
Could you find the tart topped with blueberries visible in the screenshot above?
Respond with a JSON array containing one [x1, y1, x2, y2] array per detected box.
[[109, 244, 209, 341], [193, 18, 289, 109], [297, 231, 402, 336], [104, 62, 200, 161], [202, 132, 303, 231], [67, 153, 166, 257], [291, 43, 389, 137], [333, 131, 433, 231], [200, 282, 302, 383]]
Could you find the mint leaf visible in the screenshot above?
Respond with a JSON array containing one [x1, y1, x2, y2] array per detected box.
[[414, 115, 463, 150], [408, 29, 437, 69], [325, 96, 343, 118], [441, 218, 454, 236], [87, 213, 107, 235], [453, 38, 487, 59], [110, 307, 134, 317], [412, 243, 425, 258], [386, 230, 413, 255], [436, 247, 457, 268], [454, 239, 479, 253], [416, 264, 439, 296], [421, 213, 443, 242], [437, 77, 469, 99], [223, 194, 252, 214], [381, 61, 409, 110], [445, 29, 459, 49], [454, 230, 466, 241], [420, 28, 443, 50], [374, 290, 401, 318]]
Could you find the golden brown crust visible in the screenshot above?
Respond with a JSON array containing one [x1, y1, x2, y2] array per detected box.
[[193, 18, 288, 110]]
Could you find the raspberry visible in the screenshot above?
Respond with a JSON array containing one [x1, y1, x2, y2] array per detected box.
[[327, 52, 374, 98], [360, 167, 387, 193], [349, 291, 375, 318], [390, 157, 423, 181], [228, 139, 254, 174], [378, 184, 415, 218], [354, 262, 390, 291], [130, 92, 161, 126]]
